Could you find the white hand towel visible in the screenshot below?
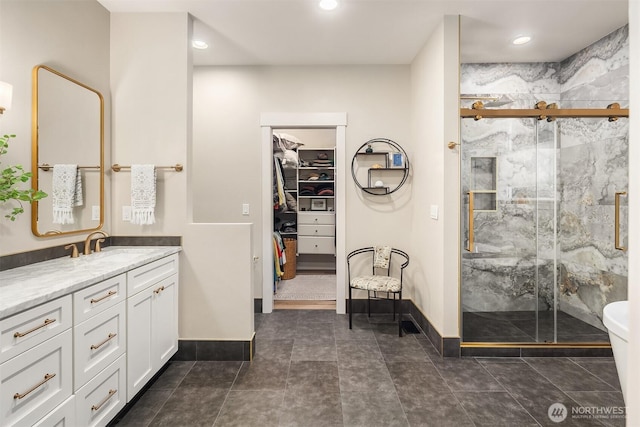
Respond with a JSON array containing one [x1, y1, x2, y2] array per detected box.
[[130, 164, 156, 225], [52, 164, 78, 224], [74, 167, 83, 207]]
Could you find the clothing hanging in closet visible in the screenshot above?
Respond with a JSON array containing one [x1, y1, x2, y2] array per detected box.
[[273, 157, 286, 211], [272, 231, 287, 291]]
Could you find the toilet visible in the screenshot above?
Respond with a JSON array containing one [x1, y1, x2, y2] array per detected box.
[[603, 300, 629, 402]]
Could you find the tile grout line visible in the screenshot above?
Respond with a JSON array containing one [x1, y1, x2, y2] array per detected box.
[[144, 361, 197, 427], [476, 358, 543, 426], [210, 361, 245, 427]]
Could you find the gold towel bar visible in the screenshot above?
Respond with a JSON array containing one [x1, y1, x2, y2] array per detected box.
[[38, 164, 100, 171], [111, 164, 183, 172]]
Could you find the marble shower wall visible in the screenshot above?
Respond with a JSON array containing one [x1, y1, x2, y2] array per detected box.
[[460, 25, 628, 331]]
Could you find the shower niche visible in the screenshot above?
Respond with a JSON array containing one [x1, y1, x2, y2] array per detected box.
[[469, 156, 496, 211]]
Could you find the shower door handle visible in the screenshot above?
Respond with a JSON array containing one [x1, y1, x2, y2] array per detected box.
[[467, 191, 474, 252], [615, 191, 626, 251]]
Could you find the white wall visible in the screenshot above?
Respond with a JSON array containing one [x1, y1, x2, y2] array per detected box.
[[109, 13, 257, 341], [0, 0, 110, 255], [180, 223, 254, 340], [626, 0, 639, 423], [110, 12, 189, 236], [193, 66, 413, 298], [409, 16, 460, 338]]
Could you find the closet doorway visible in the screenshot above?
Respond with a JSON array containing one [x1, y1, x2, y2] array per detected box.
[[261, 113, 347, 314]]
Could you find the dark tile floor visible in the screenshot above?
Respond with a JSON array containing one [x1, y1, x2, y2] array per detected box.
[[463, 310, 610, 343], [112, 310, 625, 427]]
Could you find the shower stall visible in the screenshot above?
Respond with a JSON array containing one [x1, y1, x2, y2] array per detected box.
[[458, 25, 629, 348], [460, 104, 628, 345]]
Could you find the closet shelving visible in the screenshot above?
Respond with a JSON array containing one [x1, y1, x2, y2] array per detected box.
[[296, 148, 336, 257], [276, 167, 298, 237], [297, 148, 335, 212]]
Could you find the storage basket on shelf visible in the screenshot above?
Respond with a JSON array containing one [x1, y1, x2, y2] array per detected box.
[[282, 238, 297, 280]]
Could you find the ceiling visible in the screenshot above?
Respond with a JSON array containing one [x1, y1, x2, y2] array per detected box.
[[97, 0, 629, 66]]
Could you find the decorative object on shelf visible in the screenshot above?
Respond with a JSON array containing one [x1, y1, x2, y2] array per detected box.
[[351, 138, 410, 195], [1, 134, 47, 221], [311, 199, 327, 211]]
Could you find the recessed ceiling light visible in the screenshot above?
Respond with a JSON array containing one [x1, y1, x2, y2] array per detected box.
[[192, 40, 208, 49], [512, 36, 532, 45], [319, 0, 338, 11]]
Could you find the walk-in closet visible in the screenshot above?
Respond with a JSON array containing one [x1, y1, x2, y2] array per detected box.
[[272, 128, 337, 306]]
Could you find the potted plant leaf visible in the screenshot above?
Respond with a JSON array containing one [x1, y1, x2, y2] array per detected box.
[[0, 134, 47, 221]]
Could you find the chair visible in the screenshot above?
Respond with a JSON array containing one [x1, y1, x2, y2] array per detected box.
[[347, 246, 409, 337]]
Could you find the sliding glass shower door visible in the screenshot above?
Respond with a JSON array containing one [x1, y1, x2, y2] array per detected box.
[[461, 117, 547, 343], [460, 114, 627, 345]]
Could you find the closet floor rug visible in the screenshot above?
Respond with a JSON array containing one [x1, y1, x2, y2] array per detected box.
[[274, 274, 336, 301]]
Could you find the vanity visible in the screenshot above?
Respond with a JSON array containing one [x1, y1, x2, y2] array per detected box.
[[0, 246, 181, 426]]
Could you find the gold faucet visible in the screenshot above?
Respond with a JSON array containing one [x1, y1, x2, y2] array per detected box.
[[84, 230, 109, 255], [65, 244, 79, 258]]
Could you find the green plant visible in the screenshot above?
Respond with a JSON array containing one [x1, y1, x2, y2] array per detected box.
[[0, 134, 47, 221]]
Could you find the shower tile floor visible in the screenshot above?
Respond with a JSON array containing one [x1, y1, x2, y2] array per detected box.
[[112, 310, 624, 427], [463, 310, 610, 343]]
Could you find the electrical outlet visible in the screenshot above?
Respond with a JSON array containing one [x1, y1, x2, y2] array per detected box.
[[92, 205, 100, 221], [242, 203, 250, 216], [122, 206, 132, 221]]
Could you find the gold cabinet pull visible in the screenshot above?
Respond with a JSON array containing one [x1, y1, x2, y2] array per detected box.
[[153, 286, 165, 294], [615, 191, 627, 251], [13, 318, 56, 338], [90, 290, 116, 304], [90, 333, 117, 350], [13, 373, 56, 399], [91, 389, 116, 411], [466, 191, 475, 252]]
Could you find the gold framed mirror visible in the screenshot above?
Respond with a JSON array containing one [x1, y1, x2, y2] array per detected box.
[[31, 65, 104, 237]]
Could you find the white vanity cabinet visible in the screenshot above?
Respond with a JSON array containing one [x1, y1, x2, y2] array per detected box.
[[0, 247, 181, 426], [0, 297, 73, 427], [126, 254, 179, 402], [72, 274, 128, 426]]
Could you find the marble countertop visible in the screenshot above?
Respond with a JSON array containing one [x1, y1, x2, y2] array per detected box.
[[0, 246, 181, 319]]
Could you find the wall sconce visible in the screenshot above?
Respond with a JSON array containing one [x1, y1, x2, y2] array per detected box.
[[0, 81, 13, 114]]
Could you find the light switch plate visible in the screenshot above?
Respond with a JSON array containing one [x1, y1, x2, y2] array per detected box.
[[242, 203, 250, 216], [92, 205, 100, 221], [122, 206, 132, 221], [430, 205, 439, 220]]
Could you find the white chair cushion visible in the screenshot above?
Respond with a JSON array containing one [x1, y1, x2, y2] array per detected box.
[[350, 275, 401, 292]]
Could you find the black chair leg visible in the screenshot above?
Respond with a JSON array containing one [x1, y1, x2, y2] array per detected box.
[[398, 291, 403, 337], [349, 286, 353, 330], [367, 291, 371, 318], [392, 292, 396, 321]]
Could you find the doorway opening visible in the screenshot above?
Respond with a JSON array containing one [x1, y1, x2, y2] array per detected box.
[[261, 113, 347, 314]]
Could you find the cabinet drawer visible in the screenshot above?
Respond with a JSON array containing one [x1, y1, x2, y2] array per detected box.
[[298, 224, 335, 237], [298, 212, 335, 225], [298, 236, 336, 255], [75, 355, 126, 427], [127, 254, 178, 297], [0, 295, 72, 364], [74, 274, 126, 324], [33, 395, 75, 427], [0, 329, 72, 427], [74, 302, 126, 391]]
